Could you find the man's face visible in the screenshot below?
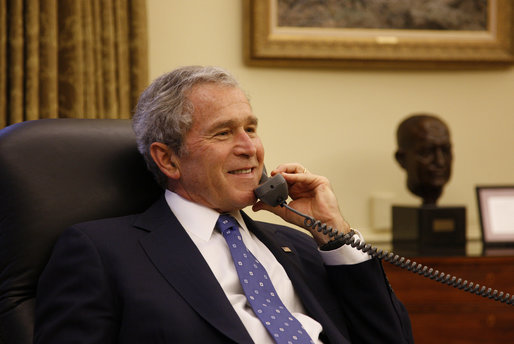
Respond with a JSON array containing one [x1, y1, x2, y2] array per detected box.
[[403, 118, 452, 192], [171, 83, 264, 213]]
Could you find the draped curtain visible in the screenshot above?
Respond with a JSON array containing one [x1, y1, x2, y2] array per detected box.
[[0, 0, 148, 128]]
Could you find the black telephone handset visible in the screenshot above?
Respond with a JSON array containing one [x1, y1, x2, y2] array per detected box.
[[254, 166, 289, 207], [254, 166, 514, 306]]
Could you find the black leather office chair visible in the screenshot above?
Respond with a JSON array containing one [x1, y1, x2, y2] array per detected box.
[[0, 119, 162, 344]]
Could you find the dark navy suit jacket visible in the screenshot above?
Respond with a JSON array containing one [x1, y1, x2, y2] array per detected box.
[[34, 196, 413, 343]]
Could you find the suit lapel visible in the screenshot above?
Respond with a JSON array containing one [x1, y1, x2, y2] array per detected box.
[[135, 197, 253, 344], [242, 213, 320, 306]]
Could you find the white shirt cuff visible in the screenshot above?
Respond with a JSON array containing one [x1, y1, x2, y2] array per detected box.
[[318, 230, 371, 265]]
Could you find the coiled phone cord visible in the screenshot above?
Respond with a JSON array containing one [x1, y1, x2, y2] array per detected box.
[[282, 203, 514, 306]]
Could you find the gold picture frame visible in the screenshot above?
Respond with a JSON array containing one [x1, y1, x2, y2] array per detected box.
[[244, 0, 514, 69]]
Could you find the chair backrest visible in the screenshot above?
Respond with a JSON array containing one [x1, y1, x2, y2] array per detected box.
[[0, 119, 162, 344]]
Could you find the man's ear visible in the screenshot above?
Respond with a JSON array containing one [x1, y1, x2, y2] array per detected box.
[[150, 142, 180, 180], [395, 150, 407, 169]]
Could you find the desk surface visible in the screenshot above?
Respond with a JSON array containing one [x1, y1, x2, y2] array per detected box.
[[382, 255, 514, 344]]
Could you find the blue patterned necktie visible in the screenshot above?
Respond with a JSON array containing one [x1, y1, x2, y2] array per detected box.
[[217, 214, 315, 344]]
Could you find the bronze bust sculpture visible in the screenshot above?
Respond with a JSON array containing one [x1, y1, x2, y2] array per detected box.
[[395, 114, 453, 206]]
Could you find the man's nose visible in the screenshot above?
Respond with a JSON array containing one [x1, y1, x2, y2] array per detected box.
[[234, 130, 257, 156]]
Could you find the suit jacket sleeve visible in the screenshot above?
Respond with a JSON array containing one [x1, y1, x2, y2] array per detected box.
[[325, 258, 413, 343], [255, 219, 413, 344]]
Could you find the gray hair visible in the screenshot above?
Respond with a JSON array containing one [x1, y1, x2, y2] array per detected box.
[[132, 66, 241, 187]]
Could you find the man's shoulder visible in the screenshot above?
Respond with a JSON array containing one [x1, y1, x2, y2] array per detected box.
[[73, 213, 140, 230], [59, 213, 142, 244], [68, 196, 168, 236]]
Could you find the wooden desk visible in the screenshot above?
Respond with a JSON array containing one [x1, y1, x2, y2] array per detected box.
[[383, 256, 514, 344]]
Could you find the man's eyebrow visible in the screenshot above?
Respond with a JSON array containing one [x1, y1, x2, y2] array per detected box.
[[248, 116, 258, 126], [209, 116, 258, 131]]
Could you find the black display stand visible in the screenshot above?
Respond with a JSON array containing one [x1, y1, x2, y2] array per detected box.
[[392, 205, 466, 256]]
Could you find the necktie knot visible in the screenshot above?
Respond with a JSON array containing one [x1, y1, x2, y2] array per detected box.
[[217, 214, 238, 234]]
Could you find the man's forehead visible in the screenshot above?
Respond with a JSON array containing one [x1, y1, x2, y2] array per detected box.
[[190, 84, 251, 112]]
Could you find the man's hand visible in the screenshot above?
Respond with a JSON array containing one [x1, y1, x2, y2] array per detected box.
[[252, 163, 351, 246]]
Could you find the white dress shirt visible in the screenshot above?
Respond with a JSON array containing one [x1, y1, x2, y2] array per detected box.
[[165, 190, 369, 344]]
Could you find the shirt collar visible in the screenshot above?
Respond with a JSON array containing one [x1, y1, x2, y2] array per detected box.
[[164, 190, 247, 241]]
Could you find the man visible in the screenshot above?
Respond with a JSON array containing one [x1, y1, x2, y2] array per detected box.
[[395, 113, 453, 205], [35, 66, 413, 343]]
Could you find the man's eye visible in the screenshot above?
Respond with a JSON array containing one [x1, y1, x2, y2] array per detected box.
[[245, 126, 256, 133], [215, 130, 230, 136]]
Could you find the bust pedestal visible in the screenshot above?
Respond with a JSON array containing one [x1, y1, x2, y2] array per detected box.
[[392, 205, 466, 256]]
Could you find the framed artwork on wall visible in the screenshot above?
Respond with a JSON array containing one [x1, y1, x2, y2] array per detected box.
[[476, 185, 514, 247], [244, 0, 514, 69]]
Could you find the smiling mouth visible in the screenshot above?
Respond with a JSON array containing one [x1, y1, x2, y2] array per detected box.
[[229, 168, 253, 175]]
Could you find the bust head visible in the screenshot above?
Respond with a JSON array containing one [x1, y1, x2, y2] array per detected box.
[[395, 114, 453, 205]]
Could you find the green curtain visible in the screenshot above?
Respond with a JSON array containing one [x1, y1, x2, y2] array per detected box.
[[0, 0, 148, 128]]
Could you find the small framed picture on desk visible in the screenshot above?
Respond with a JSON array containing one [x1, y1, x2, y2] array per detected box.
[[476, 186, 514, 253]]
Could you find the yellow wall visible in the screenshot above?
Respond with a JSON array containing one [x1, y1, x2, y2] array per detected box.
[[147, 0, 514, 242]]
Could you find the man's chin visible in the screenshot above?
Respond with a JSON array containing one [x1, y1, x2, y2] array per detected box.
[[241, 193, 258, 208], [226, 190, 258, 210]]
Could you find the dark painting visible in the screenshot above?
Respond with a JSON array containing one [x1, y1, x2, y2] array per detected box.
[[277, 0, 488, 31]]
